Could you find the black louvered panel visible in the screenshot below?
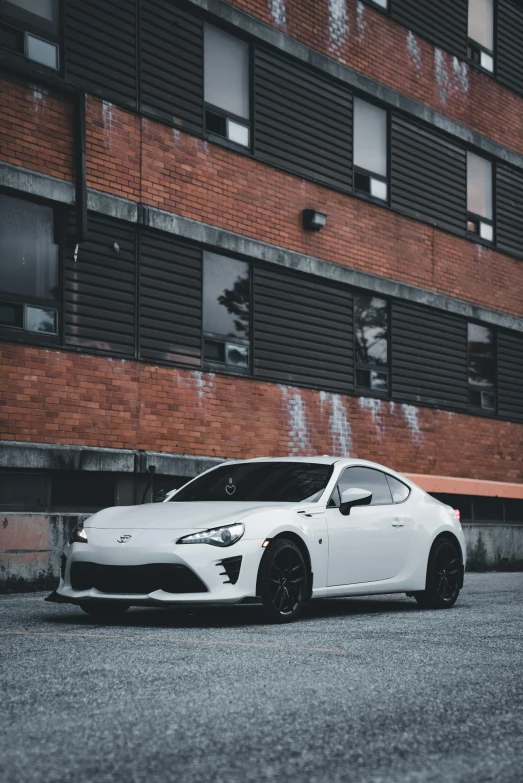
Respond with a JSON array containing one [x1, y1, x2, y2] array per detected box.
[[496, 165, 523, 258], [64, 213, 136, 355], [65, 0, 137, 107], [254, 48, 352, 192], [497, 331, 523, 422], [139, 230, 202, 367], [391, 0, 468, 58], [391, 301, 468, 409], [253, 264, 353, 392], [496, 0, 523, 96], [140, 0, 203, 134], [390, 116, 467, 235]]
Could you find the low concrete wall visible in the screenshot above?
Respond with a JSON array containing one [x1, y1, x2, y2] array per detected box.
[[1, 514, 522, 591], [0, 513, 88, 592], [463, 524, 523, 570]]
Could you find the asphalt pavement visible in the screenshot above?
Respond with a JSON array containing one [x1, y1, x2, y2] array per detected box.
[[1, 573, 522, 783]]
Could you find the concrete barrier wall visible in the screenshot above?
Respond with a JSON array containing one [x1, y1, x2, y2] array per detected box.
[[1, 513, 522, 591]]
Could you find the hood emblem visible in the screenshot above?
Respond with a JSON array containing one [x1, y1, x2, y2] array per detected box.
[[225, 480, 236, 496], [117, 534, 132, 544]]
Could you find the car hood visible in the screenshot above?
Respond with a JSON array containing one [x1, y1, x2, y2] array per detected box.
[[84, 501, 291, 530]]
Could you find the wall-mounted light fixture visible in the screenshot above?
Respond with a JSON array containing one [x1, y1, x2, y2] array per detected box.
[[302, 209, 327, 231]]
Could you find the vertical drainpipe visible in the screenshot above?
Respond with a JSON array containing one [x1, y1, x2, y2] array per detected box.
[[74, 90, 87, 251]]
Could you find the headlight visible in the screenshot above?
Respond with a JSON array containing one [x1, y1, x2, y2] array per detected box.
[[177, 523, 245, 547], [70, 523, 88, 544]]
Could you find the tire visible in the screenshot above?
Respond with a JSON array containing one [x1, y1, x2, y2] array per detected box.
[[258, 538, 309, 623], [79, 602, 130, 616], [414, 537, 462, 609]]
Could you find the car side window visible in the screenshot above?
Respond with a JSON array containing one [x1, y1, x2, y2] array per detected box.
[[386, 474, 410, 503], [336, 466, 393, 506]]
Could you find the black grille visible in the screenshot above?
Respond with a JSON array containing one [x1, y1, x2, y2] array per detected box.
[[70, 562, 207, 594], [217, 556, 242, 585]]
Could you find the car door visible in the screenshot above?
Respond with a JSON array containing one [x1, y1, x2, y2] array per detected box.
[[326, 466, 410, 586]]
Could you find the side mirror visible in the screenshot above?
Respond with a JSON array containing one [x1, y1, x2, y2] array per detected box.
[[339, 487, 372, 516]]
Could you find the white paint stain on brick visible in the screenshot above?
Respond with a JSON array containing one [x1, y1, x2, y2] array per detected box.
[[434, 48, 450, 103], [281, 388, 311, 454], [268, 0, 287, 29], [359, 397, 384, 435], [407, 31, 422, 75], [356, 1, 367, 41], [328, 0, 349, 56], [321, 392, 352, 456], [435, 49, 469, 105], [452, 57, 469, 94], [389, 401, 396, 415], [401, 404, 423, 442]]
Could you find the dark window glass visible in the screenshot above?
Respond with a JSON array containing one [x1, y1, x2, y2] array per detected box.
[[355, 292, 388, 392], [0, 301, 23, 328], [337, 466, 392, 505], [171, 462, 333, 503], [1, 0, 59, 36], [473, 496, 503, 522], [0, 194, 59, 301], [468, 323, 496, 410], [0, 471, 47, 509], [386, 474, 410, 503], [504, 499, 523, 524], [0, 20, 24, 52], [203, 252, 250, 369], [50, 472, 115, 511]]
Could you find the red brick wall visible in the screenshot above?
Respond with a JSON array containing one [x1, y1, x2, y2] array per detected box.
[[0, 75, 73, 180], [1, 342, 521, 482], [228, 0, 523, 158]]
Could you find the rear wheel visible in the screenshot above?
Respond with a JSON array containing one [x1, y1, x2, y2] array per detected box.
[[79, 602, 130, 616], [259, 539, 308, 623], [414, 538, 462, 609]]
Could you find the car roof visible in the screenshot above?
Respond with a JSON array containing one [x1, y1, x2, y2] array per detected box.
[[227, 456, 405, 473]]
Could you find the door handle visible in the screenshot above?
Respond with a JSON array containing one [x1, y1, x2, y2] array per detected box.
[[392, 518, 404, 527]]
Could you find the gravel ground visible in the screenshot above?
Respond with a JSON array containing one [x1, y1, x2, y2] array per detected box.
[[1, 572, 522, 783]]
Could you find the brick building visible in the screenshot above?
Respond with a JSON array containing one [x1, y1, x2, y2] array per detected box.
[[1, 0, 522, 588]]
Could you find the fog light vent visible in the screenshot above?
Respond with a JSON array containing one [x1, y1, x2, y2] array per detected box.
[[217, 556, 242, 585]]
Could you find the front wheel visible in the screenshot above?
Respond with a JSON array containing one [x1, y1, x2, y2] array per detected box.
[[259, 538, 309, 623], [79, 601, 130, 616], [414, 538, 462, 609]]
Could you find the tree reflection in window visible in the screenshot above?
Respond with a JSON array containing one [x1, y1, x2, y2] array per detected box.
[[354, 292, 389, 392], [203, 252, 250, 369]]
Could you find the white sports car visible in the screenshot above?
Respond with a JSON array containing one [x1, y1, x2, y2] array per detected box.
[[48, 457, 466, 622]]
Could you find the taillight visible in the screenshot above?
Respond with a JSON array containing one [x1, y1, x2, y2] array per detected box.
[[454, 509, 461, 522]]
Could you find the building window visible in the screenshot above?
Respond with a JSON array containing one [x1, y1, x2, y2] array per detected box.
[[467, 152, 494, 242], [468, 0, 494, 73], [468, 323, 496, 412], [368, 0, 388, 8], [354, 292, 389, 393], [0, 0, 59, 69], [203, 252, 251, 371], [0, 193, 59, 337], [204, 23, 250, 148], [353, 98, 388, 202]]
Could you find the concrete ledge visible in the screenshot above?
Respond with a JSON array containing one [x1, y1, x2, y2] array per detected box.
[[463, 524, 523, 570], [0, 441, 223, 476]]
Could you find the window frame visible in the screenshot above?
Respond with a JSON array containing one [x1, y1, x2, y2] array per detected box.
[[467, 0, 496, 75], [466, 151, 495, 245], [353, 289, 391, 397], [467, 320, 497, 415], [201, 248, 253, 377], [0, 0, 61, 71], [0, 189, 63, 346], [203, 21, 253, 154], [329, 466, 394, 508], [352, 96, 390, 206]]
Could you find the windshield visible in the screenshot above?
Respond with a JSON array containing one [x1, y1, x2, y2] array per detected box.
[[170, 462, 334, 503]]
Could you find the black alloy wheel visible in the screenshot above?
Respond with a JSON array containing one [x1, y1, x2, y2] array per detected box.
[[79, 601, 130, 616], [259, 538, 308, 623], [414, 538, 462, 609]]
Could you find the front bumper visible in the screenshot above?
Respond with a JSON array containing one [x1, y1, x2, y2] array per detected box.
[[53, 535, 266, 606]]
